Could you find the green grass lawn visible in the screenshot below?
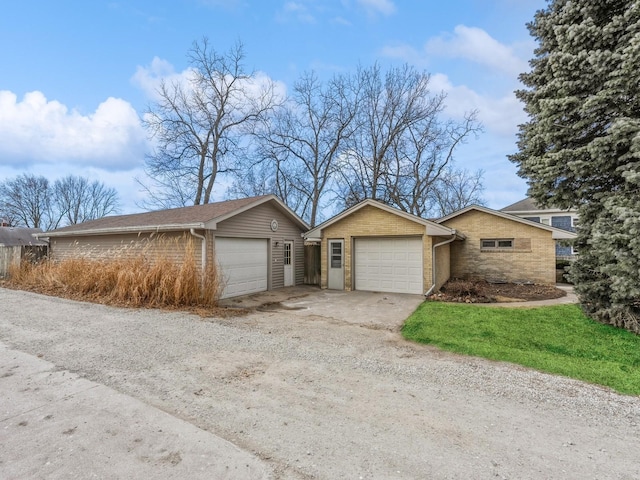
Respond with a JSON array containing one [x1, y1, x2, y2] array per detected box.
[[402, 302, 640, 396]]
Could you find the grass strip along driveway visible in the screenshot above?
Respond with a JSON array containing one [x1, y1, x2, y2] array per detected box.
[[402, 303, 640, 396]]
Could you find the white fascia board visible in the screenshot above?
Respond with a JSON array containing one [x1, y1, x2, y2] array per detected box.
[[43, 223, 206, 237], [425, 223, 458, 237]]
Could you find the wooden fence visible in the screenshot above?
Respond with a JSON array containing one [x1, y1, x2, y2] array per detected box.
[[0, 245, 48, 278], [304, 244, 320, 285]]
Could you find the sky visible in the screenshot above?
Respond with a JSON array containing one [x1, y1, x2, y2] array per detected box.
[[0, 0, 547, 215]]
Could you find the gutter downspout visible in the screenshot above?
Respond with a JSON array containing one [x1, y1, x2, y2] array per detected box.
[[425, 231, 457, 297], [189, 228, 207, 275]]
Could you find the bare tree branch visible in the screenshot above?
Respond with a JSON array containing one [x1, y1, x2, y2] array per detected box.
[[140, 38, 282, 208]]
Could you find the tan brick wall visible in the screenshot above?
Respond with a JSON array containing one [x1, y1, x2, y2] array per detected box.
[[433, 239, 451, 290], [441, 210, 556, 284], [320, 205, 434, 292]]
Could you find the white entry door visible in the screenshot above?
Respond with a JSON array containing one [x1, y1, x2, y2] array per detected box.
[[327, 239, 344, 290], [215, 237, 268, 298], [354, 237, 423, 294], [284, 241, 294, 286]]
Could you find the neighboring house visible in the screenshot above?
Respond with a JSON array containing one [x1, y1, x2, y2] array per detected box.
[[38, 195, 308, 299], [501, 197, 578, 258], [304, 199, 465, 295], [436, 205, 576, 285], [0, 227, 48, 278]]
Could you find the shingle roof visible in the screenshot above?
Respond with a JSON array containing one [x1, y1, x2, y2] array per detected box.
[[41, 195, 300, 237], [0, 227, 47, 246], [500, 197, 539, 212]]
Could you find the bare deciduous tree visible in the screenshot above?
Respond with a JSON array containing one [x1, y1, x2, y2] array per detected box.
[[0, 174, 52, 229], [431, 167, 485, 217], [338, 63, 482, 216], [53, 176, 119, 226], [0, 174, 120, 230], [140, 39, 282, 208], [245, 72, 358, 226]]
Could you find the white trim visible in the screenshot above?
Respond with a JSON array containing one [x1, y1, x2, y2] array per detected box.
[[39, 223, 206, 238]]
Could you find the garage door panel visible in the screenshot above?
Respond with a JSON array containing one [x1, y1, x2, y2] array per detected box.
[[355, 237, 423, 294], [215, 237, 268, 298]]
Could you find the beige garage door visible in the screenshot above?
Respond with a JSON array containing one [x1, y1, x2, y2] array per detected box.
[[355, 237, 423, 294], [215, 237, 268, 298]]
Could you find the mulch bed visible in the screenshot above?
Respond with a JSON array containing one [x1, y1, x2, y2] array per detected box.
[[429, 279, 567, 304]]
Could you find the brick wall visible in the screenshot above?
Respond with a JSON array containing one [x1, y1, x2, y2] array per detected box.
[[441, 210, 557, 285], [320, 205, 433, 291]]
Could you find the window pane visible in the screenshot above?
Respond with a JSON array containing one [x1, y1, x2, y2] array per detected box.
[[481, 240, 495, 248], [284, 243, 291, 265], [497, 240, 513, 248], [330, 242, 342, 268]]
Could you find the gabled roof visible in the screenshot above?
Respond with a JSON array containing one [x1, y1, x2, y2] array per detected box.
[[305, 199, 461, 240], [0, 227, 47, 246], [501, 197, 577, 215], [436, 204, 577, 240], [40, 195, 308, 238]]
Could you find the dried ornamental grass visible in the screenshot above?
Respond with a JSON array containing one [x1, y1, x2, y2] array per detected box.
[[7, 235, 221, 309]]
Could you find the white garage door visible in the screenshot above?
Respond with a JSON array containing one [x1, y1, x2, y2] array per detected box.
[[215, 237, 268, 298], [355, 237, 423, 294]]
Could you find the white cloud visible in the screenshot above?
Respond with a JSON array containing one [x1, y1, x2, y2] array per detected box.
[[425, 25, 528, 77], [131, 57, 198, 101], [356, 0, 396, 16], [0, 90, 147, 170], [276, 2, 316, 23], [133, 57, 287, 108], [379, 44, 428, 67], [429, 73, 526, 137]]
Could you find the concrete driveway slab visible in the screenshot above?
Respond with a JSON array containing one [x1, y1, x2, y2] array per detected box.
[[220, 285, 425, 329]]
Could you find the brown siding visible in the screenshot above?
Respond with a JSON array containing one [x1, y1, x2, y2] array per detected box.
[[441, 210, 556, 284], [50, 231, 202, 270], [214, 202, 305, 288], [319, 205, 434, 292]]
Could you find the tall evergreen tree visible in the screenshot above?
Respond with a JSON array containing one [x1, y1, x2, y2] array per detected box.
[[511, 1, 640, 332]]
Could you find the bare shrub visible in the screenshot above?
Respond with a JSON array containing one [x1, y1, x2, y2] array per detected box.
[[442, 279, 484, 298]]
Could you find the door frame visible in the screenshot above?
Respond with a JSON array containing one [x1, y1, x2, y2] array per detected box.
[[283, 240, 294, 287], [327, 239, 345, 290]]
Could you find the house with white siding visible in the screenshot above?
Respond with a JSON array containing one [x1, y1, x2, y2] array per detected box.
[[500, 197, 578, 259]]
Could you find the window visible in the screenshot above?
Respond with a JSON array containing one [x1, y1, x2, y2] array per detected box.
[[540, 217, 550, 225], [330, 241, 342, 268], [481, 239, 514, 249], [284, 242, 292, 266]]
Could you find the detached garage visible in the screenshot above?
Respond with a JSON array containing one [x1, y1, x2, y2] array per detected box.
[[305, 199, 462, 295], [40, 195, 308, 299]]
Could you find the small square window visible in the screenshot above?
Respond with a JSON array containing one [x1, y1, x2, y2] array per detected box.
[[481, 238, 514, 250]]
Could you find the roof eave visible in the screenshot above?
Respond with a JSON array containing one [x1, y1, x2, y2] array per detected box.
[[39, 223, 207, 238]]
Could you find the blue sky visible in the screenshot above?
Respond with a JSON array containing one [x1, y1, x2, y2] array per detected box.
[[0, 0, 546, 214]]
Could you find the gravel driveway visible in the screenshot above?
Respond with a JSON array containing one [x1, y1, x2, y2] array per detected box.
[[1, 287, 639, 479]]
